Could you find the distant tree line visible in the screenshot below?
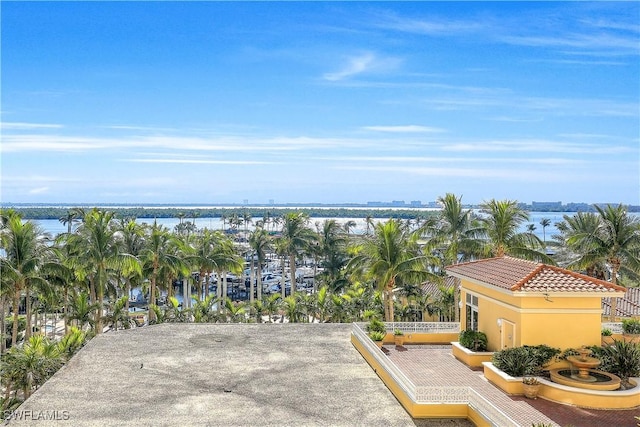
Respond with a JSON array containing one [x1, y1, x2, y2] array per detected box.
[[5, 207, 440, 221]]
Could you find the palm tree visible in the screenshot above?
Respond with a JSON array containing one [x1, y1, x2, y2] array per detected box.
[[249, 227, 271, 302], [58, 209, 82, 235], [316, 219, 350, 293], [116, 219, 145, 312], [424, 193, 482, 321], [70, 209, 139, 334], [139, 222, 183, 324], [343, 220, 357, 235], [427, 194, 481, 265], [0, 211, 52, 346], [526, 224, 537, 235], [1, 335, 63, 400], [478, 199, 552, 263], [263, 293, 281, 323], [279, 212, 316, 295], [347, 219, 439, 322], [192, 294, 219, 323], [66, 291, 100, 331], [223, 298, 246, 323], [539, 218, 551, 247], [103, 296, 134, 331], [564, 204, 640, 320]]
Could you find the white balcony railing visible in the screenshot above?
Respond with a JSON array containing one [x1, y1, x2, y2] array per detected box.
[[351, 323, 519, 426]]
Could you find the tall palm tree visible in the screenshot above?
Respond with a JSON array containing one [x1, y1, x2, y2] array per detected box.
[[539, 218, 551, 247], [316, 219, 349, 293], [564, 204, 640, 320], [0, 211, 52, 346], [478, 199, 552, 263], [139, 222, 182, 324], [249, 227, 271, 302], [347, 219, 439, 322], [422, 193, 481, 321], [70, 209, 139, 334], [279, 212, 316, 295], [58, 209, 82, 235], [116, 219, 145, 312]]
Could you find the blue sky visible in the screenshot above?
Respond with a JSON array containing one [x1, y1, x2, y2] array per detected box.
[[2, 1, 639, 206]]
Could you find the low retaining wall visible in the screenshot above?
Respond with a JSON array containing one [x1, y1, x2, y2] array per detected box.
[[451, 342, 494, 368], [482, 362, 640, 410]]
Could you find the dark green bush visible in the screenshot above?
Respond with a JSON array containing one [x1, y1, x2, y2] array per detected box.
[[459, 329, 488, 352], [492, 345, 560, 377], [366, 319, 386, 335], [590, 340, 640, 387], [622, 319, 640, 335]]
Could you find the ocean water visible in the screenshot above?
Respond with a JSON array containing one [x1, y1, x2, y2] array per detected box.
[[33, 210, 575, 242]]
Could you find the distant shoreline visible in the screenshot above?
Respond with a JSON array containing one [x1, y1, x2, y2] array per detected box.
[[2, 202, 638, 220]]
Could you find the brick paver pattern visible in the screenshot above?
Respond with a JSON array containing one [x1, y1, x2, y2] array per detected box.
[[384, 345, 639, 427]]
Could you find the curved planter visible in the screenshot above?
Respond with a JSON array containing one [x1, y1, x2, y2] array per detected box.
[[483, 362, 640, 409]]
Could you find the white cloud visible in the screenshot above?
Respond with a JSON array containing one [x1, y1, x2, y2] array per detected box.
[[362, 125, 446, 133], [323, 53, 376, 81], [323, 52, 401, 81], [28, 187, 49, 194], [123, 159, 272, 165], [1, 122, 63, 130]]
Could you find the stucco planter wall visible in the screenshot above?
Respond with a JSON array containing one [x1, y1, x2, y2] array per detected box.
[[451, 342, 494, 368], [482, 362, 524, 395]]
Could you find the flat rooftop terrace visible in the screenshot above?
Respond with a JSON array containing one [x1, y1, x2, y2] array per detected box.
[[9, 324, 470, 427]]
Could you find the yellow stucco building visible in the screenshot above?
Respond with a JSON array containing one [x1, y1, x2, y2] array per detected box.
[[446, 256, 626, 351]]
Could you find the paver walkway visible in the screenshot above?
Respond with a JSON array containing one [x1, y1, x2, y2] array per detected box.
[[384, 345, 639, 427]]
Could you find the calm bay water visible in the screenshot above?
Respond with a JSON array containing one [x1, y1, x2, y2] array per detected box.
[[34, 211, 575, 242]]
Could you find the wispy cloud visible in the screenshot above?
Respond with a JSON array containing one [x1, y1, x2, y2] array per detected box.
[[123, 158, 272, 165], [28, 187, 49, 194], [323, 52, 401, 81], [361, 125, 445, 133], [1, 122, 63, 130], [373, 12, 484, 35]]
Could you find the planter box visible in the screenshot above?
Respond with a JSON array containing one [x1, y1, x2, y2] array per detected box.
[[482, 362, 524, 395], [451, 342, 494, 368], [623, 333, 640, 344]]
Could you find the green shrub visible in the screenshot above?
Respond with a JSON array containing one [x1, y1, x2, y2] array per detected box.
[[492, 345, 560, 377], [591, 340, 640, 387], [459, 329, 488, 352], [366, 318, 386, 335], [622, 318, 640, 334], [601, 328, 612, 336], [369, 331, 386, 342], [393, 328, 404, 336]]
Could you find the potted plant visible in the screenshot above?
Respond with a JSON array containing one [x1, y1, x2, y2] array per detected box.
[[393, 329, 405, 346], [522, 376, 541, 399], [622, 319, 640, 344], [601, 328, 614, 346], [369, 331, 386, 348]]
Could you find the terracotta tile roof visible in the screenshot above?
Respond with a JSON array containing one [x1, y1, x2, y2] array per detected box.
[[602, 286, 640, 317], [445, 256, 626, 294], [421, 276, 457, 299]]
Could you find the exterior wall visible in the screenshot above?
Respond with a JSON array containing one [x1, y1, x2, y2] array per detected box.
[[460, 279, 603, 351]]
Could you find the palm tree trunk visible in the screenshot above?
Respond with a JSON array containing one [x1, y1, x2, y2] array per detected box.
[[125, 278, 131, 313], [11, 288, 20, 347], [289, 254, 297, 295], [250, 256, 255, 304], [64, 286, 69, 335], [25, 285, 32, 340], [609, 261, 620, 321], [257, 261, 263, 301], [385, 287, 394, 322], [0, 295, 6, 354]]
